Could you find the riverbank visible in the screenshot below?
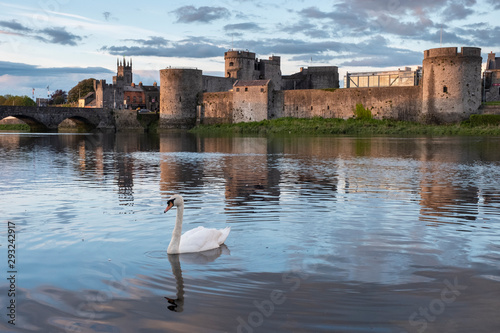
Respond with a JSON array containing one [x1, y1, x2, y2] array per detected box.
[[0, 124, 30, 131], [189, 115, 500, 136]]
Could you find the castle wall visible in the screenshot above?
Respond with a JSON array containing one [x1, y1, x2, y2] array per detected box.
[[422, 47, 482, 123], [199, 85, 422, 124], [201, 92, 233, 124], [202, 75, 235, 92], [233, 82, 270, 123], [94, 79, 125, 109], [280, 86, 422, 121], [257, 57, 282, 89], [282, 66, 339, 90], [114, 109, 145, 132], [159, 68, 202, 128]]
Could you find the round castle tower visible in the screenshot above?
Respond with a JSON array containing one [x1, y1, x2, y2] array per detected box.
[[224, 50, 256, 80], [159, 68, 202, 128], [422, 47, 482, 123]]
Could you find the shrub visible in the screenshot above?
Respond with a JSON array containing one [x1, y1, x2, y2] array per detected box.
[[469, 114, 500, 126], [354, 103, 372, 120]]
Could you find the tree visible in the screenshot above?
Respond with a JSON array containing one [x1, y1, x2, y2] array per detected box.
[[21, 96, 36, 106], [49, 89, 67, 105], [68, 78, 95, 103], [1, 95, 36, 106]]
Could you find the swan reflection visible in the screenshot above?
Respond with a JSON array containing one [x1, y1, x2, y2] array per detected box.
[[166, 245, 230, 312]]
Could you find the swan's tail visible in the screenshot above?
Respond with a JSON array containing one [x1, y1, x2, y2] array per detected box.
[[218, 227, 231, 245]]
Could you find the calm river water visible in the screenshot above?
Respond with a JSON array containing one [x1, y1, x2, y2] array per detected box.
[[1, 132, 500, 333]]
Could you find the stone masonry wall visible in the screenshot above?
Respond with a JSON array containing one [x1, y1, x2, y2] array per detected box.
[[201, 92, 233, 124], [202, 75, 235, 93], [280, 86, 422, 121], [233, 84, 269, 122]]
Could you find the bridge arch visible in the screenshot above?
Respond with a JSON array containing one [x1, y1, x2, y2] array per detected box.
[[58, 116, 97, 132], [0, 115, 48, 131]]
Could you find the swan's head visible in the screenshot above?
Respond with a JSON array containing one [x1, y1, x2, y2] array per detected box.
[[164, 194, 184, 213]]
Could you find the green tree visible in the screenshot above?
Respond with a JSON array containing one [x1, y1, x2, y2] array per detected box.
[[21, 96, 36, 106], [1, 95, 36, 106], [49, 89, 67, 105], [67, 78, 95, 103]]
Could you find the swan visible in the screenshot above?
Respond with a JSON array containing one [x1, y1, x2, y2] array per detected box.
[[164, 194, 230, 254]]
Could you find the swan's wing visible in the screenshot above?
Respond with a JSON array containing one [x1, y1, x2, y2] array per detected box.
[[179, 226, 230, 253], [217, 227, 231, 245]]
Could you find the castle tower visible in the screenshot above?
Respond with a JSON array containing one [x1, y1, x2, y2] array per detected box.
[[159, 68, 202, 128], [115, 57, 133, 86], [224, 50, 256, 80], [422, 47, 482, 123]]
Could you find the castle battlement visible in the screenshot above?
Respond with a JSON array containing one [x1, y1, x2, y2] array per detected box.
[[424, 47, 481, 59], [94, 79, 113, 89], [224, 50, 256, 59]]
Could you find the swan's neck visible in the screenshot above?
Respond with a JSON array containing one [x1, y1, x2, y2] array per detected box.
[[167, 203, 183, 254]]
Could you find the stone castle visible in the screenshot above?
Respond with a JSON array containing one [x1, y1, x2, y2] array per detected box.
[[91, 46, 498, 128]]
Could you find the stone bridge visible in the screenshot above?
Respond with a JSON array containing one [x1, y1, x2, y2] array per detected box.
[[0, 106, 116, 131]]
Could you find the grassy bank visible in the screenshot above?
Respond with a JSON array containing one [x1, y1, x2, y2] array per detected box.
[[0, 124, 30, 131], [189, 116, 500, 136]]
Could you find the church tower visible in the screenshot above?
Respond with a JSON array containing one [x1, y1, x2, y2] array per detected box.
[[114, 57, 133, 86]]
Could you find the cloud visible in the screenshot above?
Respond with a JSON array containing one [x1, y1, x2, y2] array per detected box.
[[278, 21, 331, 39], [231, 35, 423, 68], [460, 25, 500, 46], [223, 22, 262, 32], [442, 2, 475, 21], [171, 6, 230, 23], [36, 27, 83, 46], [0, 61, 113, 77], [487, 0, 500, 10], [0, 20, 83, 46], [123, 36, 169, 47], [100, 36, 225, 58], [0, 20, 32, 32]]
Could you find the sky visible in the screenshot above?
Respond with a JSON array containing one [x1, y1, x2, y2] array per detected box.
[[0, 0, 499, 98]]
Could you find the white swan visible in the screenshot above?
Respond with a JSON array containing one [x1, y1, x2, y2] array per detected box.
[[164, 194, 230, 254]]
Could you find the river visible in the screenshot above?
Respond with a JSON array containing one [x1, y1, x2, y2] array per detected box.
[[1, 132, 500, 333]]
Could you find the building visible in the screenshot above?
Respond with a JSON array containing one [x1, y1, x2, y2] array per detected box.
[[233, 80, 272, 122], [282, 66, 340, 90], [36, 98, 49, 107], [78, 92, 96, 108], [224, 50, 282, 89], [344, 67, 422, 88], [483, 51, 500, 102], [123, 83, 145, 110], [90, 57, 160, 110]]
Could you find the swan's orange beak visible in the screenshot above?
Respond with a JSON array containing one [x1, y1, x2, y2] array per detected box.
[[164, 201, 174, 213]]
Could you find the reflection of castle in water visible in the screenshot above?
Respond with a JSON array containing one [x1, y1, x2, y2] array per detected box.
[[24, 132, 498, 224], [159, 134, 281, 207], [157, 135, 500, 221], [417, 138, 480, 223]]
